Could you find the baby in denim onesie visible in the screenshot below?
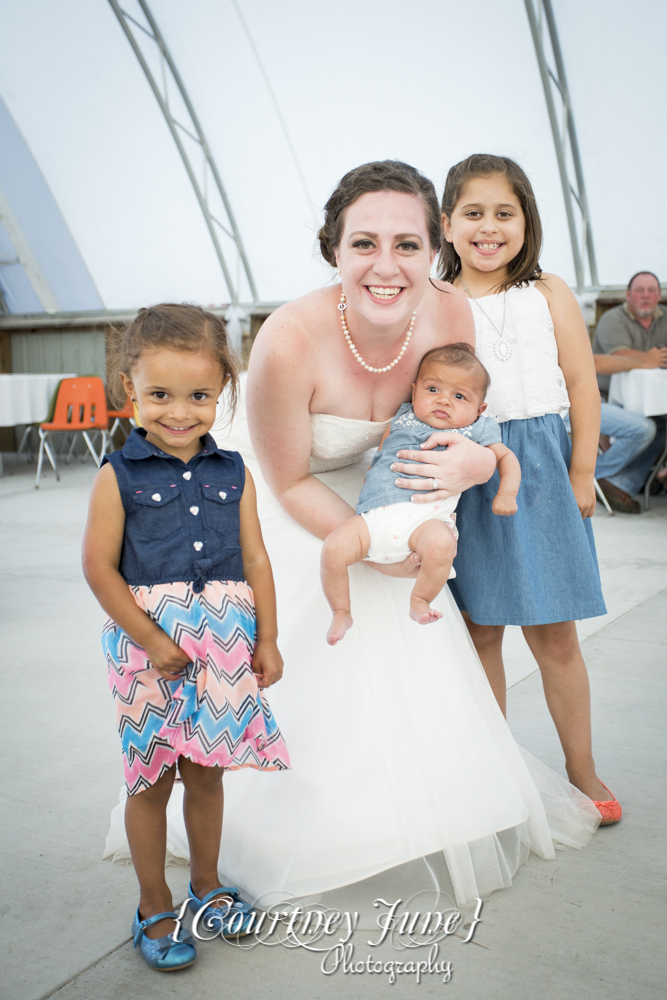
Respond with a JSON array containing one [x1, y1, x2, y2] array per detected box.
[[321, 343, 521, 644]]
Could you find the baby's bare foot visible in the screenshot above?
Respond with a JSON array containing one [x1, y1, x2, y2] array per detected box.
[[410, 599, 443, 625], [327, 611, 353, 645]]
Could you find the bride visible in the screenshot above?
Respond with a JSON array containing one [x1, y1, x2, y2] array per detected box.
[[107, 160, 599, 909]]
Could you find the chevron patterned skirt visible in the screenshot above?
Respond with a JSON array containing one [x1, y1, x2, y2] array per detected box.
[[102, 580, 290, 795]]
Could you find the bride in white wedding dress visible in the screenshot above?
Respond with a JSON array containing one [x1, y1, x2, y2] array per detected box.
[[106, 161, 599, 910]]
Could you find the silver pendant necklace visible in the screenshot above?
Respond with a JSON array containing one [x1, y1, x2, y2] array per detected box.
[[459, 278, 513, 362]]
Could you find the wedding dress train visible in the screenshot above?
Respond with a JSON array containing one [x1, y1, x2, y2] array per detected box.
[[104, 378, 599, 909]]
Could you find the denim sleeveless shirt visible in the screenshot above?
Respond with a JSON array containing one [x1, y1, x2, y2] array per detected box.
[[102, 428, 245, 592], [356, 403, 501, 514]]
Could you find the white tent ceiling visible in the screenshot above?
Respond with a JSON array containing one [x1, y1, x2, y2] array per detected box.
[[0, 0, 664, 311]]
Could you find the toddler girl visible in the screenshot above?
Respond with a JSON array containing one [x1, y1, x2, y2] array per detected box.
[[82, 304, 290, 972], [321, 342, 520, 643], [438, 153, 620, 824]]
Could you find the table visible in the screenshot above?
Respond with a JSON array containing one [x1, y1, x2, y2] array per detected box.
[[0, 373, 77, 426], [0, 373, 76, 475], [608, 368, 667, 509], [608, 368, 667, 416]]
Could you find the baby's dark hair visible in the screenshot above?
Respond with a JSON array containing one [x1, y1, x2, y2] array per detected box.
[[417, 342, 490, 397], [106, 303, 239, 412]]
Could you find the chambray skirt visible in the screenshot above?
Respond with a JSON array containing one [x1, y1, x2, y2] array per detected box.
[[449, 413, 607, 626]]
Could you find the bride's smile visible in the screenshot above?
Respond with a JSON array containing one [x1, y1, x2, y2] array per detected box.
[[336, 189, 435, 336]]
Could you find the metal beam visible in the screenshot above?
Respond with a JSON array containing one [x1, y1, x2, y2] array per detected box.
[[0, 186, 60, 312], [524, 0, 598, 290], [107, 0, 258, 305]]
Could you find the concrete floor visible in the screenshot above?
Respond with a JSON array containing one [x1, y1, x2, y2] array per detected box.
[[1, 454, 666, 1000]]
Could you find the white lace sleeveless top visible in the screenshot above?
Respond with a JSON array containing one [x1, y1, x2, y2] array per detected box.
[[470, 283, 569, 422]]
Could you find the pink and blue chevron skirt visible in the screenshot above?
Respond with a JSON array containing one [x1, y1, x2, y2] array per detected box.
[[102, 581, 290, 795]]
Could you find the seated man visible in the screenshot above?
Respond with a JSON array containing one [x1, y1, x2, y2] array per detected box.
[[592, 271, 667, 513]]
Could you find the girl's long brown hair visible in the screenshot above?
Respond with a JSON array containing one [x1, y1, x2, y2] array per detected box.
[[438, 154, 543, 291]]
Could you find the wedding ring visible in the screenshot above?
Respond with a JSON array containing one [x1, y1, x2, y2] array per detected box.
[[431, 478, 438, 491]]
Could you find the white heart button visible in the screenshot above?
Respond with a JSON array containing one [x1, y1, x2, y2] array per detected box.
[[193, 541, 203, 551], [219, 491, 227, 499], [190, 506, 199, 516], [182, 471, 192, 480], [151, 493, 161, 502]]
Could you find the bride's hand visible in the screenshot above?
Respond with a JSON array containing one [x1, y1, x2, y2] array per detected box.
[[366, 552, 421, 578], [391, 432, 496, 503]]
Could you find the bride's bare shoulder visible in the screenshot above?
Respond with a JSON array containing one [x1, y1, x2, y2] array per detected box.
[[253, 287, 336, 357]]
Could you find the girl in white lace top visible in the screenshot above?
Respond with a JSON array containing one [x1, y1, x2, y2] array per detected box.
[[439, 154, 620, 825]]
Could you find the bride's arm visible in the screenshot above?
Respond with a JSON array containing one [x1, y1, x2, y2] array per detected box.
[[246, 311, 354, 541]]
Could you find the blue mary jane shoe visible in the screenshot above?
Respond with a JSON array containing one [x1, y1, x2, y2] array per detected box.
[[131, 908, 197, 971], [188, 883, 256, 938]]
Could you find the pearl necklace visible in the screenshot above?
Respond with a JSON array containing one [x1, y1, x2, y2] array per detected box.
[[338, 291, 416, 373]]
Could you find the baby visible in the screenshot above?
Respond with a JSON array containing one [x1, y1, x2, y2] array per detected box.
[[321, 343, 521, 644]]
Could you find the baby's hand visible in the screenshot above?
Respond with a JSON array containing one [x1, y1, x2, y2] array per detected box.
[[144, 631, 191, 679], [252, 639, 284, 688], [492, 494, 518, 516]]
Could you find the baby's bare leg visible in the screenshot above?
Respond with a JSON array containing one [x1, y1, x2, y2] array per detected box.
[[408, 519, 457, 625], [321, 515, 370, 645]]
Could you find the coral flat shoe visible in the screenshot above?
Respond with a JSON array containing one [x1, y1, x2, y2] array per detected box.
[[131, 909, 197, 971], [593, 782, 622, 825]]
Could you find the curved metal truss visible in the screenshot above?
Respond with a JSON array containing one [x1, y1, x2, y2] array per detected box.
[[108, 0, 258, 306], [524, 0, 598, 291]]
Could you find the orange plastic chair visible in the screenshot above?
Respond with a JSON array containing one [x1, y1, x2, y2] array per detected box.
[[36, 377, 110, 488], [107, 396, 137, 448]]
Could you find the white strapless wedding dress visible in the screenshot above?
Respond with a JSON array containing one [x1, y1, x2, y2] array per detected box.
[[105, 378, 599, 910]]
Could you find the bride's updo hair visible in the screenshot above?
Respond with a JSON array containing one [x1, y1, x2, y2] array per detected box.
[[318, 160, 442, 267]]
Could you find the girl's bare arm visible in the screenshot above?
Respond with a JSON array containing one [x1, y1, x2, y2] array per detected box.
[[538, 274, 599, 519], [238, 468, 283, 688], [81, 463, 190, 678]]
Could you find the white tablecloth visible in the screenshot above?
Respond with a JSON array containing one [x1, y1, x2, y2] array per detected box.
[[608, 369, 667, 416], [0, 373, 77, 426]]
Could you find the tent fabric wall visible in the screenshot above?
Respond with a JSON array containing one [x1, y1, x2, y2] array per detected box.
[[0, 96, 103, 314], [0, 0, 664, 312]]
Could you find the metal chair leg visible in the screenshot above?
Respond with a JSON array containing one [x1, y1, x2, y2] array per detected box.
[[36, 430, 59, 487], [65, 433, 78, 464], [594, 478, 614, 516], [44, 437, 60, 481], [96, 429, 111, 460], [82, 431, 103, 468], [643, 439, 667, 511], [17, 426, 33, 459]]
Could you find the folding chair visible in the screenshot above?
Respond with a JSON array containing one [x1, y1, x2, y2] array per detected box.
[[35, 377, 109, 488], [107, 396, 136, 449]]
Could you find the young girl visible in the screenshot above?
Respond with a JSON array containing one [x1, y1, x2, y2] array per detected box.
[[438, 154, 620, 825], [82, 304, 290, 972]]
